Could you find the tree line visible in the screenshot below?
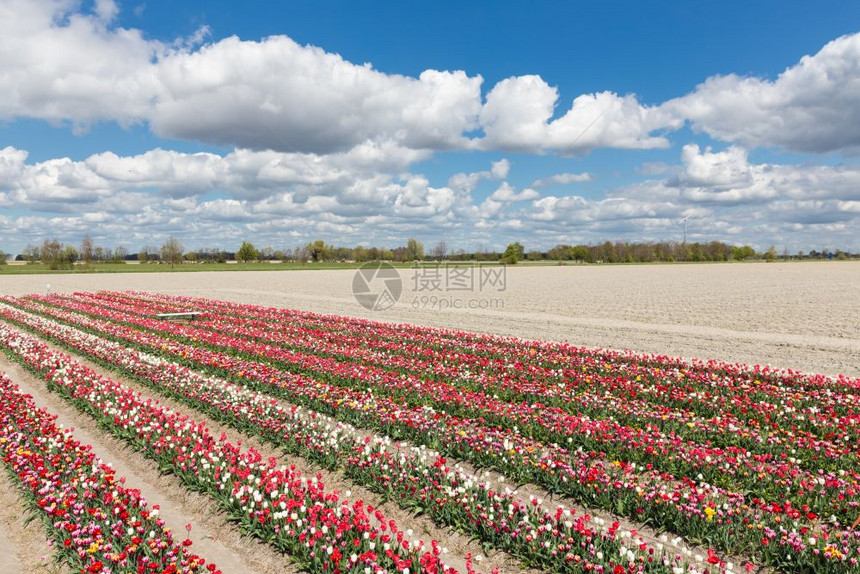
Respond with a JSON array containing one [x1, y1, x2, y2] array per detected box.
[[3, 236, 858, 269]]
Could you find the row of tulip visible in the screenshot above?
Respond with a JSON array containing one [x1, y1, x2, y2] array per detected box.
[[0, 372, 216, 574], [4, 297, 859, 571], [0, 321, 463, 574], [0, 303, 702, 574], [76, 292, 859, 473], [21, 294, 860, 525], [113, 290, 860, 400], [57, 291, 860, 463]]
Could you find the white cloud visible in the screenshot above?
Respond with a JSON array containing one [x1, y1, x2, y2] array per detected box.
[[447, 158, 510, 193], [4, 2, 860, 160], [152, 37, 484, 153], [671, 144, 752, 189], [3, 141, 860, 254], [0, 146, 28, 187], [531, 172, 592, 188], [490, 158, 510, 179], [94, 0, 119, 23], [479, 76, 680, 153], [476, 182, 540, 218], [667, 32, 860, 153], [488, 182, 539, 202], [0, 0, 162, 130], [0, 1, 484, 153]]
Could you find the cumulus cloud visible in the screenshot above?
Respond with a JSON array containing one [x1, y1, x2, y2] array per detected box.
[[0, 1, 483, 153], [446, 158, 511, 193], [530, 172, 592, 188], [670, 144, 753, 189], [152, 37, 484, 153], [3, 4, 860, 254], [2, 141, 860, 253], [490, 159, 510, 179], [0, 0, 162, 130], [666, 32, 860, 153], [476, 182, 540, 219], [0, 146, 28, 187], [479, 76, 681, 153], [528, 195, 671, 224], [0, 2, 675, 156], [488, 182, 539, 202], [8, 2, 860, 158]]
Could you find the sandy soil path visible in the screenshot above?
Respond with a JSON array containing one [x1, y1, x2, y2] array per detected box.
[[0, 475, 53, 574], [1, 261, 857, 376]]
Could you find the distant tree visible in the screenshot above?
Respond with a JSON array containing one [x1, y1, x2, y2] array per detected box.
[[690, 242, 705, 262], [572, 245, 591, 263], [501, 242, 524, 264], [405, 238, 425, 261], [731, 245, 756, 261], [306, 240, 332, 262], [114, 246, 128, 262], [41, 239, 63, 269], [23, 244, 40, 263], [139, 244, 160, 263], [430, 240, 448, 260], [352, 245, 370, 262], [0, 250, 7, 266], [764, 245, 778, 261], [236, 241, 260, 263], [80, 235, 94, 265], [293, 245, 311, 263], [546, 244, 568, 260], [61, 245, 78, 268], [160, 236, 185, 269], [599, 241, 617, 263], [526, 250, 542, 261], [392, 246, 409, 262]]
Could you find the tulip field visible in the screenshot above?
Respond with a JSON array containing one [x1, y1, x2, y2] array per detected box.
[[0, 291, 858, 573]]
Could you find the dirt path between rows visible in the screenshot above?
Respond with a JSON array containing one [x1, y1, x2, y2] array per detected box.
[[0, 465, 64, 574], [0, 354, 298, 574]]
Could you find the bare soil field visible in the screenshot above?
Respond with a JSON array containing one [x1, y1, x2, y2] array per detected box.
[[2, 260, 858, 376]]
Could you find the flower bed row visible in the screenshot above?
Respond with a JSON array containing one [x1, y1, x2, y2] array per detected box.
[[76, 291, 857, 473], [22, 295, 860, 522], [115, 290, 860, 402], [0, 305, 699, 574], [5, 298, 859, 571], [0, 372, 216, 574], [0, 321, 461, 574]]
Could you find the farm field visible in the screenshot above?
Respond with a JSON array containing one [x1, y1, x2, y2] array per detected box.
[[0, 282, 857, 572]]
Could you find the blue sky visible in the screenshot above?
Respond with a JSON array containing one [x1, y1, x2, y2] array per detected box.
[[2, 0, 860, 255]]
